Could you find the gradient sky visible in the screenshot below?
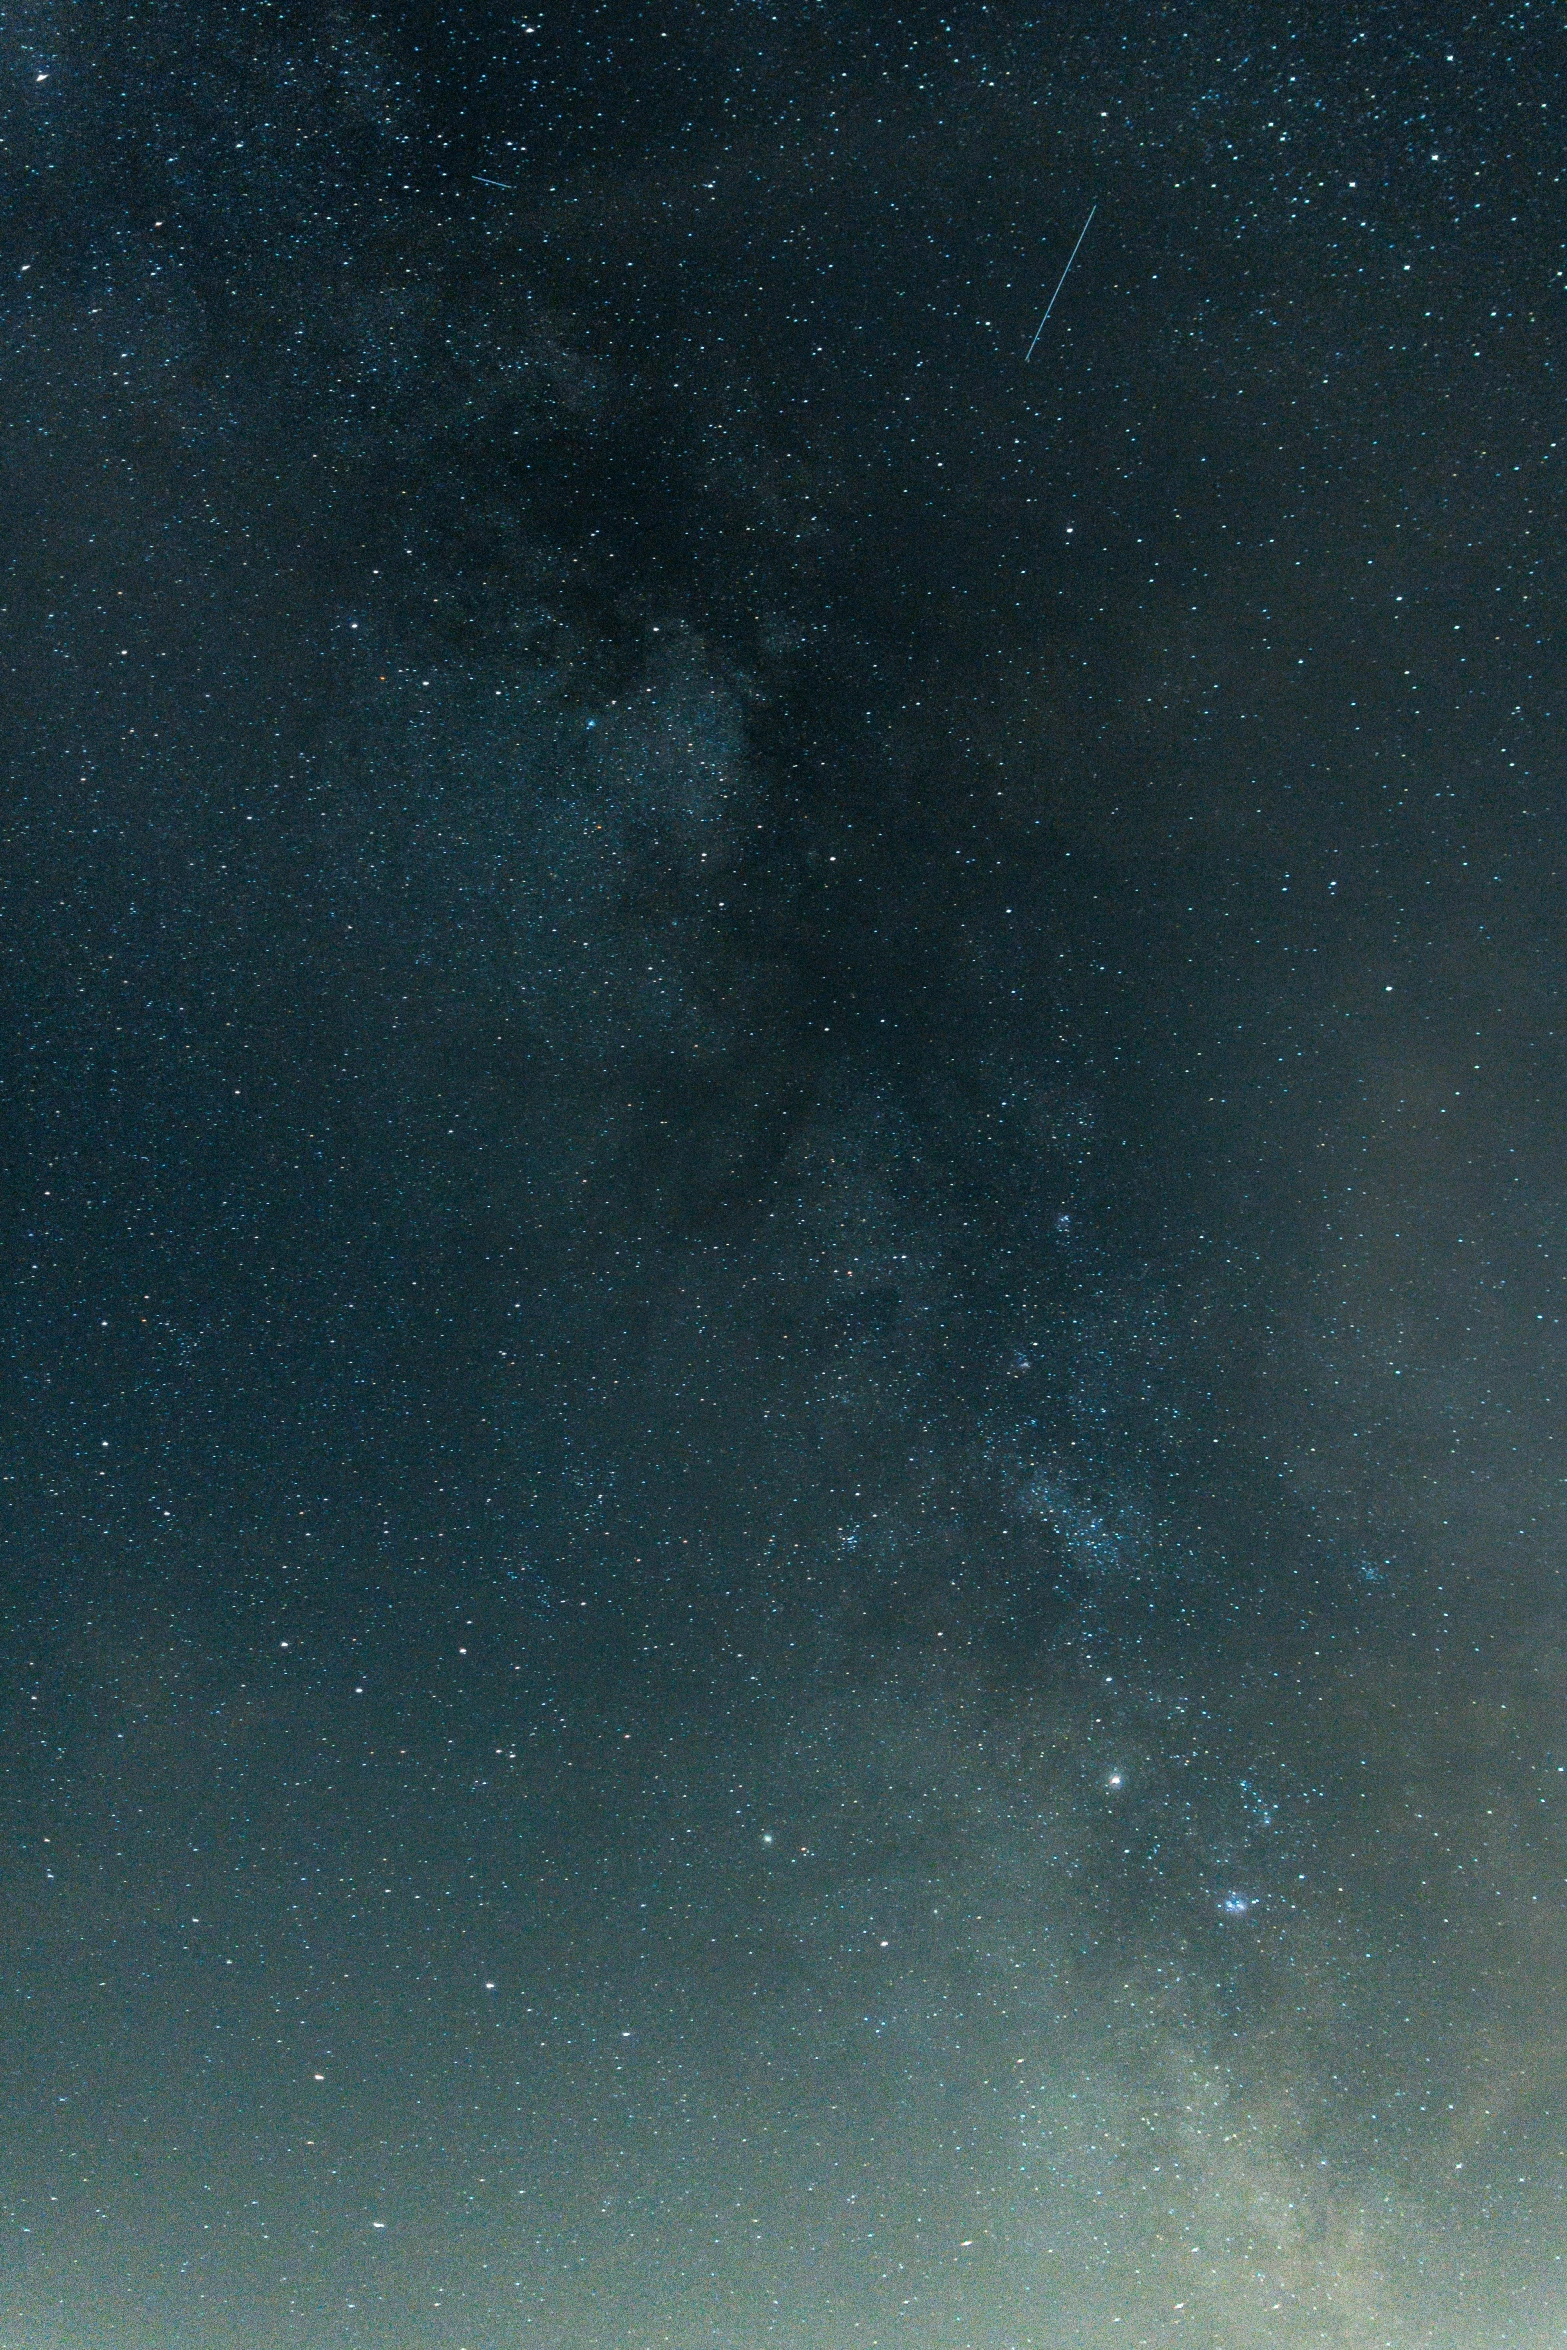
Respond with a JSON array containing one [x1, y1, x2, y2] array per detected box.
[[2, 4, 1565, 2346]]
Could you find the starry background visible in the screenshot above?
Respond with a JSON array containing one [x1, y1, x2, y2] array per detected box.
[[2, 3, 1565, 2346]]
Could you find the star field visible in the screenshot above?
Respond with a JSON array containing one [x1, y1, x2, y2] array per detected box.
[[1, 5, 1565, 2347]]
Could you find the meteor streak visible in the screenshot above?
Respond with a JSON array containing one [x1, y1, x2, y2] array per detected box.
[[1024, 202, 1097, 360]]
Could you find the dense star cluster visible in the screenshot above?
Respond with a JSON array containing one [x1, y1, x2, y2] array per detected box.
[[2, 4, 1564, 2346]]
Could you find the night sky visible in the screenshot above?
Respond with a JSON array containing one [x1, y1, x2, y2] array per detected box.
[[3, 5, 1565, 2346]]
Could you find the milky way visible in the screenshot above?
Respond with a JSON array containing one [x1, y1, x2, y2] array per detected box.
[[2, 5, 1564, 2346]]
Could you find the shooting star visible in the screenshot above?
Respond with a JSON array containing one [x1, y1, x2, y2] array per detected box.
[[1024, 203, 1097, 361], [474, 175, 515, 191]]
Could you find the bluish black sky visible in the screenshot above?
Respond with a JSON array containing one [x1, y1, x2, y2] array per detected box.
[[2, 5, 1565, 2346]]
